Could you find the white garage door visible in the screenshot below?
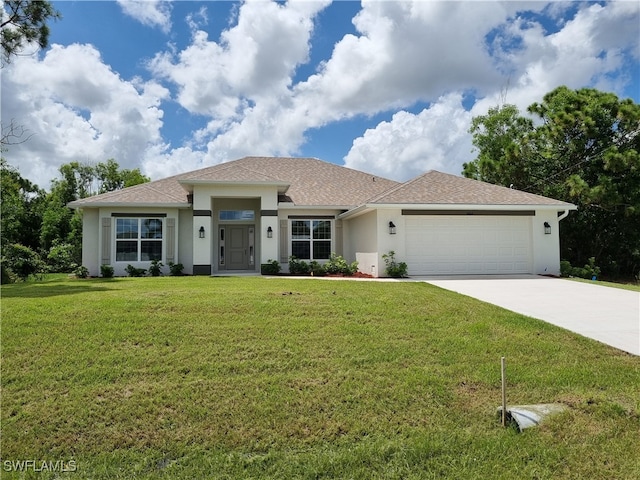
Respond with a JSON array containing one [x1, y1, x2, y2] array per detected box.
[[405, 215, 532, 275]]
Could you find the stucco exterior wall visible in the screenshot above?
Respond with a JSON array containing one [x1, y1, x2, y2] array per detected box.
[[531, 210, 562, 275], [95, 207, 181, 277], [81, 208, 100, 277], [178, 209, 193, 275], [343, 210, 378, 276], [191, 184, 280, 273], [276, 208, 345, 273]]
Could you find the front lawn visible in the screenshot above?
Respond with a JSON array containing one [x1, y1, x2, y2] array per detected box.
[[2, 277, 639, 479]]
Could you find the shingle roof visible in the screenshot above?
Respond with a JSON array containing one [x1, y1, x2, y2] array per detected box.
[[368, 170, 574, 206], [68, 174, 191, 207], [69, 157, 399, 208], [68, 158, 573, 210]]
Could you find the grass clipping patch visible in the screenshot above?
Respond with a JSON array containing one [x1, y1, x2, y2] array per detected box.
[[2, 276, 640, 479]]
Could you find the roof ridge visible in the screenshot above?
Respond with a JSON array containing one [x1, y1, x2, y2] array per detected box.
[[366, 170, 436, 203]]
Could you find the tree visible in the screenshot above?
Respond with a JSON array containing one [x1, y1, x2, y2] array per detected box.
[[463, 104, 534, 188], [95, 158, 150, 193], [0, 158, 45, 250], [40, 159, 150, 267], [1, 0, 60, 66], [464, 87, 640, 278]]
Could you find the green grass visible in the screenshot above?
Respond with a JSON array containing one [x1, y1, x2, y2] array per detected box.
[[2, 276, 639, 479], [568, 276, 640, 292]]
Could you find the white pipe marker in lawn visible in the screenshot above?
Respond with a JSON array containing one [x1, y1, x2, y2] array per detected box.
[[497, 355, 568, 431], [501, 357, 507, 427]]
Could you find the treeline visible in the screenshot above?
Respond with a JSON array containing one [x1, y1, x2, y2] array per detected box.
[[1, 158, 148, 282], [464, 86, 640, 280]]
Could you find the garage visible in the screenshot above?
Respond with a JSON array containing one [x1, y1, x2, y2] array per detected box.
[[405, 214, 533, 275]]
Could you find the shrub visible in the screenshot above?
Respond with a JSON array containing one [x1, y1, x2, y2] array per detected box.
[[261, 259, 281, 275], [148, 259, 164, 277], [46, 242, 77, 273], [324, 253, 358, 276], [2, 243, 44, 281], [560, 257, 601, 279], [560, 260, 572, 278], [100, 264, 114, 278], [309, 260, 325, 276], [74, 265, 89, 278], [1, 258, 15, 284], [168, 262, 184, 276], [289, 256, 311, 275], [382, 250, 408, 278], [125, 264, 146, 277]]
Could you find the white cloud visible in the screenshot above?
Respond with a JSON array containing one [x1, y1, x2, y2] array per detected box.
[[345, 1, 639, 181], [344, 93, 473, 181], [149, 0, 330, 118], [2, 1, 638, 190], [1, 44, 169, 188], [116, 0, 172, 34]]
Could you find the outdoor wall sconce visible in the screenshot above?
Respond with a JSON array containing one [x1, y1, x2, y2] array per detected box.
[[199, 226, 205, 238], [389, 221, 397, 235], [544, 222, 551, 235], [267, 226, 273, 238]]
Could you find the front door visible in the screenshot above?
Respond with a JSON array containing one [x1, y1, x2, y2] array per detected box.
[[220, 225, 255, 270]]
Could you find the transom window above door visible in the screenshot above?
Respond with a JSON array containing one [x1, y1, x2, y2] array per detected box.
[[219, 210, 255, 221], [291, 219, 331, 260]]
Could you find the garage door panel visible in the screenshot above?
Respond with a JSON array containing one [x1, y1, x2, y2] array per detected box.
[[406, 216, 532, 275]]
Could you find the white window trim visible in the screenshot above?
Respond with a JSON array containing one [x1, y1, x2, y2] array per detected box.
[[114, 217, 164, 263], [289, 219, 334, 261]]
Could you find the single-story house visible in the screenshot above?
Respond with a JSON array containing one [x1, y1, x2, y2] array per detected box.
[[69, 156, 577, 277]]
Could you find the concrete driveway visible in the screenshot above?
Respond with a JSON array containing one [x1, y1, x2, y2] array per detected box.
[[420, 275, 640, 356]]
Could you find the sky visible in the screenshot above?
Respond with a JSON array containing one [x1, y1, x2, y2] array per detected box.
[[2, 0, 639, 190]]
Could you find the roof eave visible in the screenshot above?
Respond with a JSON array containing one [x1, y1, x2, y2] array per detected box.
[[278, 204, 355, 211], [340, 202, 577, 219], [68, 201, 192, 209]]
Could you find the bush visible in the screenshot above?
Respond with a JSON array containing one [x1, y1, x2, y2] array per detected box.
[[46, 242, 77, 273], [125, 264, 146, 277], [261, 260, 281, 275], [383, 251, 408, 278], [324, 253, 358, 276], [74, 265, 89, 278], [168, 262, 184, 276], [289, 256, 311, 275], [560, 260, 572, 278], [1, 259, 14, 284], [2, 243, 44, 281], [560, 257, 601, 279], [309, 260, 325, 276], [148, 259, 164, 277], [100, 264, 114, 278]]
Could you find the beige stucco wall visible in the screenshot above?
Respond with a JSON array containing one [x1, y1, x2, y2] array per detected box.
[[95, 207, 181, 277], [342, 207, 567, 277], [178, 209, 194, 275], [81, 208, 100, 277], [191, 184, 280, 273], [276, 208, 345, 273]]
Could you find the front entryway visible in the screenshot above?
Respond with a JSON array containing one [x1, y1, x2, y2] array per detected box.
[[219, 225, 255, 270]]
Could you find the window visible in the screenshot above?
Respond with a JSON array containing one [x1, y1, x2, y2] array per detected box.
[[219, 210, 255, 221], [116, 218, 163, 261], [291, 220, 331, 260]]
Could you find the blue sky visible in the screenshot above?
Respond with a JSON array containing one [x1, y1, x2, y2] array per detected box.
[[2, 1, 639, 189]]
